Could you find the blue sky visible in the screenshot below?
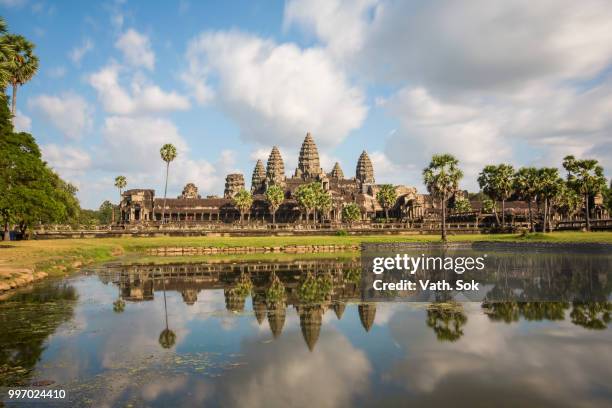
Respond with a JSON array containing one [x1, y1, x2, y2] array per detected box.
[[2, 0, 611, 209]]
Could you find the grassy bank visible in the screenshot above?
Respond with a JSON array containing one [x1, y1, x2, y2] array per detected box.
[[1, 231, 611, 292]]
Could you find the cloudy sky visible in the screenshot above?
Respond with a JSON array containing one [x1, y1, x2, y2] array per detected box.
[[3, 0, 611, 209]]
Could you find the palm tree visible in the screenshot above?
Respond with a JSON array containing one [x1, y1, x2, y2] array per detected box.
[[4, 34, 38, 116], [233, 189, 253, 223], [0, 18, 15, 89], [376, 184, 397, 221], [159, 144, 177, 224], [264, 185, 284, 224], [536, 168, 563, 233], [423, 154, 463, 242], [295, 183, 317, 224], [113, 175, 127, 224], [315, 190, 332, 222], [513, 167, 539, 232], [562, 156, 607, 231], [478, 164, 514, 227]]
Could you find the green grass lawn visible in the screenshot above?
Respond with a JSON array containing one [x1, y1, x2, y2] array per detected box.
[[0, 231, 611, 278]]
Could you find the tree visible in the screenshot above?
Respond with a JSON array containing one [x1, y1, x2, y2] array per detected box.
[[5, 35, 38, 116], [295, 183, 317, 223], [98, 200, 114, 225], [562, 155, 607, 231], [453, 196, 472, 213], [342, 203, 361, 224], [113, 175, 127, 224], [423, 154, 463, 242], [233, 189, 253, 223], [264, 185, 284, 224], [159, 144, 177, 224], [478, 164, 514, 227], [481, 198, 496, 215], [0, 18, 15, 89], [376, 184, 397, 221], [314, 186, 332, 223], [536, 168, 563, 233], [513, 167, 539, 232], [555, 184, 581, 220]]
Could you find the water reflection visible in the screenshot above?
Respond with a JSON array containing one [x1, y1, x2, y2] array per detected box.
[[0, 253, 610, 407]]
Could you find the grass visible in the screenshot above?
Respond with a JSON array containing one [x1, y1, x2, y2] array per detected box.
[[0, 231, 611, 279]]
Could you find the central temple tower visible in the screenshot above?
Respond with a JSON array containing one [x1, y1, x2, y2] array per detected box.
[[294, 132, 323, 180]]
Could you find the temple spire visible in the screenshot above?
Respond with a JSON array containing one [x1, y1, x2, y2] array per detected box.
[[266, 146, 286, 187], [251, 159, 266, 193], [330, 162, 344, 179], [295, 132, 322, 179], [356, 150, 374, 184]]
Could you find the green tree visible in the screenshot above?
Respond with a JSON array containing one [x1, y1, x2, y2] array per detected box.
[[453, 196, 472, 213], [233, 188, 253, 223], [562, 155, 607, 231], [513, 167, 539, 232], [423, 154, 463, 242], [264, 184, 284, 224], [98, 200, 114, 225], [5, 34, 38, 116], [536, 167, 563, 233], [113, 175, 127, 224], [295, 183, 317, 223], [0, 17, 15, 88], [481, 198, 496, 214], [376, 184, 397, 221], [478, 164, 514, 227], [159, 144, 177, 224], [314, 186, 332, 223], [342, 202, 361, 224], [555, 183, 581, 220]]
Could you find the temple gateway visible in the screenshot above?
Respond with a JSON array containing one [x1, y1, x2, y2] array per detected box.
[[119, 132, 428, 224]]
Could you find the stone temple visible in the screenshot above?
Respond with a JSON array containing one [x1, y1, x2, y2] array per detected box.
[[119, 132, 426, 224]]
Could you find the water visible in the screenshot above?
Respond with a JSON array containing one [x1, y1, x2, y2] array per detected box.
[[1, 250, 611, 407]]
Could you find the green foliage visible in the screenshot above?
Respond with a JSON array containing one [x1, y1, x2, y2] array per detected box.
[[114, 175, 127, 192], [265, 272, 286, 304], [335, 229, 348, 236], [98, 200, 114, 225], [297, 271, 333, 303], [233, 189, 253, 221], [481, 198, 496, 214], [264, 184, 285, 221], [376, 184, 397, 219], [4, 34, 38, 114], [159, 144, 177, 163], [423, 154, 463, 200], [453, 197, 472, 213], [158, 328, 176, 349], [563, 155, 607, 196], [342, 202, 361, 223], [513, 167, 539, 202], [478, 164, 515, 203], [295, 182, 318, 220]]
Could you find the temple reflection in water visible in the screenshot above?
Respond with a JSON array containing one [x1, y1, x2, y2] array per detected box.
[[99, 256, 612, 351]]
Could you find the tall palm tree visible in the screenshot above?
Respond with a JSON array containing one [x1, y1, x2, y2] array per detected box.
[[264, 184, 284, 224], [233, 189, 253, 224], [536, 168, 563, 233], [478, 164, 514, 227], [0, 18, 15, 90], [4, 34, 38, 116], [562, 156, 607, 231], [113, 175, 127, 224], [376, 184, 397, 221], [513, 167, 539, 232], [423, 154, 463, 242], [159, 144, 177, 224]]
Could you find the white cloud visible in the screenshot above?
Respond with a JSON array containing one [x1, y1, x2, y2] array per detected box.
[[182, 30, 367, 149], [115, 28, 155, 70], [89, 64, 190, 115], [47, 66, 66, 78], [13, 109, 31, 132], [69, 38, 93, 65], [28, 92, 93, 140], [42, 144, 92, 177], [98, 116, 233, 197]]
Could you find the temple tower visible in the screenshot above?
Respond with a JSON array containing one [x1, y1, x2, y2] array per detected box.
[[330, 162, 344, 179], [266, 146, 286, 187], [297, 304, 324, 351], [224, 173, 245, 199], [358, 303, 377, 332], [180, 183, 200, 199], [356, 151, 375, 184], [268, 303, 286, 338], [295, 132, 323, 179], [251, 159, 266, 194]]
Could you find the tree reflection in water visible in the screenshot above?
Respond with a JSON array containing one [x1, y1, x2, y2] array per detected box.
[[105, 257, 611, 351], [158, 267, 176, 349], [0, 283, 77, 386]]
